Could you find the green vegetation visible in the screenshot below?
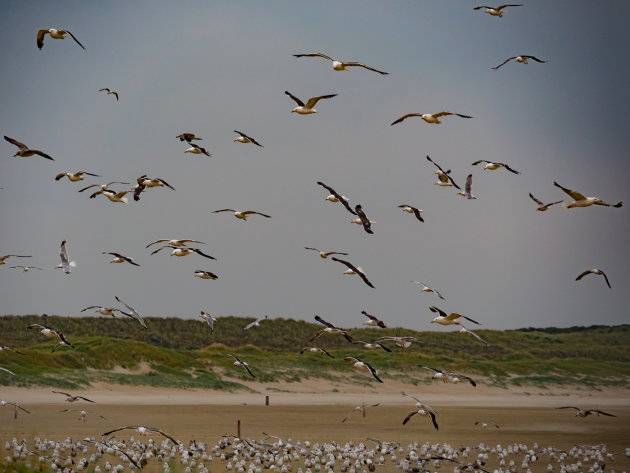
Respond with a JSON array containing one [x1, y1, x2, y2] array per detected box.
[[1, 315, 629, 390]]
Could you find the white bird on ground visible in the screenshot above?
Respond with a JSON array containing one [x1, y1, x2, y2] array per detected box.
[[426, 155, 461, 189], [429, 306, 480, 326], [344, 356, 383, 383], [227, 354, 255, 378], [98, 88, 118, 100], [184, 143, 211, 157], [331, 257, 375, 288], [529, 193, 563, 211], [493, 55, 545, 70], [243, 315, 269, 330], [37, 28, 85, 50], [472, 160, 520, 174], [473, 4, 522, 17], [115, 296, 148, 329], [213, 209, 271, 220], [411, 281, 445, 300], [194, 270, 218, 280], [293, 53, 389, 75], [4, 136, 54, 160], [59, 240, 71, 274], [102, 252, 140, 266], [285, 91, 337, 114], [456, 174, 477, 199], [391, 111, 472, 125], [55, 171, 100, 182], [304, 247, 348, 259], [150, 245, 216, 260], [233, 130, 263, 147], [554, 181, 623, 209], [398, 205, 424, 222], [199, 311, 217, 332], [401, 393, 438, 430], [0, 254, 31, 265], [575, 269, 612, 289]]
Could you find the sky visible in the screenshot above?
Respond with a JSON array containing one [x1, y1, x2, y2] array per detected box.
[[0, 0, 628, 332]]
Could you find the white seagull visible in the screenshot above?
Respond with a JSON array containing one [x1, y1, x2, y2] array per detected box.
[[243, 315, 269, 331], [146, 239, 205, 248], [213, 209, 271, 220], [234, 130, 263, 147], [493, 55, 546, 70], [227, 354, 255, 378], [331, 257, 375, 288], [361, 310, 387, 328], [55, 171, 100, 182], [176, 133, 202, 142], [554, 181, 623, 209], [27, 322, 74, 352], [304, 247, 348, 259], [59, 240, 71, 274], [37, 28, 85, 50], [344, 356, 383, 383], [473, 4, 522, 17], [317, 181, 357, 215], [78, 181, 129, 193], [429, 306, 480, 326], [150, 245, 216, 260], [472, 160, 520, 174], [411, 281, 445, 300], [293, 53, 388, 75], [401, 392, 438, 430], [0, 254, 31, 265], [184, 143, 212, 157], [194, 269, 218, 280], [199, 311, 217, 332], [102, 252, 140, 266], [285, 91, 337, 115], [341, 403, 381, 423], [300, 347, 334, 358], [426, 155, 461, 189], [4, 136, 54, 160], [398, 204, 424, 222], [9, 265, 42, 272], [555, 407, 616, 418], [98, 88, 118, 100], [89, 189, 130, 203], [352, 340, 391, 352], [575, 269, 612, 289], [529, 193, 563, 211], [115, 296, 148, 329], [310, 315, 353, 343], [391, 111, 472, 125], [373, 335, 421, 349], [456, 173, 477, 199], [52, 391, 95, 403], [81, 306, 126, 317], [102, 426, 180, 445]]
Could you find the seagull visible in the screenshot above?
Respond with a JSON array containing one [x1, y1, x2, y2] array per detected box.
[[475, 420, 499, 428], [194, 269, 218, 280], [391, 111, 472, 125], [429, 306, 480, 326], [493, 55, 546, 70], [115, 296, 148, 329], [456, 173, 477, 199], [554, 181, 623, 209], [37, 28, 85, 50], [133, 175, 175, 201], [556, 407, 616, 417], [575, 269, 612, 289], [411, 281, 445, 300], [401, 392, 439, 430], [234, 130, 263, 147], [426, 156, 461, 189], [59, 240, 71, 274], [398, 205, 424, 222], [421, 366, 449, 382], [199, 311, 217, 332], [293, 53, 388, 75], [9, 265, 42, 272], [331, 257, 375, 288], [472, 160, 520, 174], [304, 247, 348, 259], [529, 193, 563, 211], [354, 205, 374, 234], [102, 426, 180, 445], [52, 391, 95, 403], [150, 245, 216, 259], [28, 323, 75, 353], [0, 345, 25, 355], [299, 347, 334, 358], [243, 315, 269, 330], [184, 143, 212, 157], [146, 239, 205, 248], [459, 326, 488, 346], [352, 340, 391, 352], [227, 354, 255, 378], [176, 133, 203, 142], [102, 252, 140, 266], [60, 408, 105, 422], [310, 315, 353, 343], [55, 171, 100, 182], [81, 306, 126, 317], [344, 356, 383, 383], [98, 88, 119, 100], [446, 372, 478, 386], [285, 91, 337, 114], [213, 209, 271, 220], [4, 136, 54, 160], [473, 4, 522, 16], [0, 254, 31, 265], [317, 181, 357, 215], [361, 310, 387, 328], [341, 403, 381, 423], [373, 335, 421, 349], [0, 367, 16, 376], [78, 181, 130, 193], [89, 189, 130, 203], [0, 400, 29, 418]]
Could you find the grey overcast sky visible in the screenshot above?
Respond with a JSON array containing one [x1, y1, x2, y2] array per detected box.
[[1, 1, 628, 332]]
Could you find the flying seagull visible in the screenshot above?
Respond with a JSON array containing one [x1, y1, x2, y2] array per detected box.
[[4, 136, 54, 160], [234, 130, 263, 147], [317, 181, 356, 215], [59, 240, 71, 274], [411, 281, 445, 300], [391, 111, 472, 125], [361, 310, 387, 328], [310, 315, 353, 343], [60, 408, 105, 422], [0, 255, 31, 265], [115, 296, 148, 329], [0, 400, 29, 418], [52, 391, 95, 403], [472, 160, 520, 174], [459, 326, 488, 346], [184, 142, 212, 157], [28, 323, 74, 353], [55, 171, 100, 182], [150, 245, 216, 259], [78, 181, 130, 193], [285, 91, 337, 115], [475, 420, 499, 428], [9, 265, 42, 272], [243, 315, 269, 330], [331, 257, 375, 288], [373, 335, 421, 349], [555, 407, 616, 418], [353, 204, 374, 234], [133, 175, 175, 201], [398, 204, 424, 222], [98, 88, 119, 100], [529, 193, 563, 211], [213, 209, 271, 220], [146, 239, 205, 248], [341, 403, 381, 423], [422, 366, 449, 382], [473, 4, 522, 16], [493, 55, 546, 70], [102, 426, 180, 445], [575, 269, 612, 289], [37, 28, 85, 50], [227, 353, 255, 378], [176, 133, 202, 142], [102, 252, 140, 266], [429, 306, 480, 326], [0, 367, 16, 376], [554, 181, 623, 209], [344, 356, 383, 383], [198, 312, 217, 333], [401, 392, 439, 430], [293, 53, 388, 75], [300, 347, 334, 358], [457, 174, 477, 199], [81, 305, 126, 317], [304, 247, 348, 259], [194, 269, 218, 280], [446, 371, 478, 386], [426, 155, 461, 189], [89, 189, 130, 203], [0, 345, 25, 355], [352, 340, 391, 352]]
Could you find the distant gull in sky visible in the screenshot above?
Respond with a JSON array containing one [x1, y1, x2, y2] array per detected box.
[[176, 133, 202, 142], [411, 281, 445, 300], [0, 254, 31, 265], [426, 155, 461, 189], [37, 28, 85, 50], [331, 257, 375, 288], [89, 189, 130, 203], [55, 171, 100, 182], [9, 265, 42, 272], [493, 55, 546, 70], [293, 53, 389, 75], [133, 175, 175, 201], [98, 88, 119, 100], [304, 247, 348, 259], [81, 305, 126, 317], [243, 315, 269, 330], [115, 296, 148, 329], [150, 245, 216, 259], [102, 252, 140, 266], [456, 174, 477, 199], [184, 143, 211, 157], [4, 136, 54, 160], [575, 269, 612, 289], [556, 406, 616, 418], [554, 181, 623, 209], [194, 269, 218, 280], [353, 205, 374, 234], [344, 356, 383, 383], [199, 311, 217, 331], [310, 315, 353, 343], [341, 402, 381, 423], [361, 310, 387, 328], [529, 193, 563, 211], [78, 181, 129, 193], [234, 130, 263, 147], [429, 306, 480, 326], [458, 326, 488, 346], [472, 160, 520, 174], [285, 91, 337, 115], [473, 4, 522, 17], [59, 240, 71, 274], [391, 111, 472, 125], [146, 239, 205, 248], [213, 209, 271, 221], [401, 392, 438, 430], [227, 353, 255, 378], [300, 347, 334, 358], [398, 204, 424, 222], [317, 181, 356, 215], [52, 390, 95, 403]]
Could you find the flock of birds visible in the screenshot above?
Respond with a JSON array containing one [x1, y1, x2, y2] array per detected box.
[[1, 3, 627, 472]]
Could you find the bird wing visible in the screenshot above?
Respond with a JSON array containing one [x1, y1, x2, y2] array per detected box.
[[235, 130, 262, 146], [354, 205, 374, 234], [492, 57, 515, 70], [342, 62, 389, 75], [556, 406, 580, 410], [601, 270, 612, 288], [502, 163, 520, 174], [150, 245, 174, 255], [450, 312, 481, 325], [428, 306, 447, 317], [317, 181, 357, 215], [99, 88, 110, 92], [402, 392, 424, 405], [60, 240, 71, 274], [242, 211, 272, 218], [428, 411, 439, 430], [52, 390, 72, 397], [102, 426, 137, 436], [213, 209, 236, 213], [308, 329, 327, 342], [498, 4, 523, 10], [112, 92, 119, 100], [525, 55, 546, 63], [243, 319, 259, 330], [427, 155, 460, 189], [145, 239, 169, 248], [61, 30, 85, 49], [284, 91, 305, 107], [465, 174, 474, 199], [33, 149, 54, 160], [461, 328, 488, 345], [36, 30, 49, 49], [402, 411, 417, 425], [422, 365, 443, 374], [314, 315, 336, 329], [78, 396, 95, 403], [411, 208, 424, 222], [529, 193, 544, 205], [341, 406, 361, 423], [591, 409, 615, 417], [55, 173, 66, 180], [554, 181, 586, 201], [4, 136, 28, 151], [293, 52, 333, 61], [471, 160, 488, 166], [192, 248, 217, 260], [148, 428, 181, 445], [304, 94, 337, 109], [242, 363, 256, 378], [390, 113, 422, 126], [332, 257, 374, 288], [115, 296, 147, 329]]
